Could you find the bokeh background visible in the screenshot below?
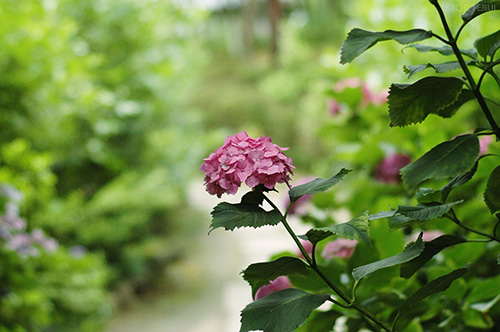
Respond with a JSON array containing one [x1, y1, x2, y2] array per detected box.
[[0, 0, 498, 331]]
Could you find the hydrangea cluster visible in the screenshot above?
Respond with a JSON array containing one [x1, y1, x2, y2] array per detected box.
[[200, 131, 295, 197], [374, 153, 412, 184], [0, 185, 58, 257]]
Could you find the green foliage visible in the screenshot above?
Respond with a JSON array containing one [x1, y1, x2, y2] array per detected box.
[[239, 288, 330, 332], [484, 166, 500, 214], [210, 201, 282, 232], [288, 168, 351, 204]]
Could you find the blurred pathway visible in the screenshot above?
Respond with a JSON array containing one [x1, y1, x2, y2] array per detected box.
[[106, 182, 307, 332]]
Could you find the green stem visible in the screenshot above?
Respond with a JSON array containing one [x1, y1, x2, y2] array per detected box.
[[447, 209, 500, 242], [432, 1, 500, 141], [262, 194, 392, 332]]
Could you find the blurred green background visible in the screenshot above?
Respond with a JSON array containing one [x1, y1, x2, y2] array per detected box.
[[0, 0, 498, 331]]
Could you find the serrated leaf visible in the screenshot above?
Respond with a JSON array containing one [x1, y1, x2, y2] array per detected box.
[[369, 210, 397, 220], [403, 44, 478, 59], [242, 257, 311, 298], [288, 169, 351, 204], [436, 89, 475, 118], [210, 202, 282, 233], [403, 61, 474, 78], [388, 77, 465, 126], [416, 188, 442, 203], [484, 166, 500, 214], [301, 211, 371, 246], [340, 28, 433, 64], [395, 201, 463, 221], [387, 213, 413, 229], [461, 0, 500, 23], [400, 235, 466, 278], [352, 235, 424, 280], [400, 134, 479, 191], [440, 155, 483, 201], [474, 29, 500, 58], [240, 288, 330, 332], [397, 266, 469, 324]]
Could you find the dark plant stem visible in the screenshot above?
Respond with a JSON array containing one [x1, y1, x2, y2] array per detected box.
[[447, 209, 500, 242], [432, 1, 500, 141], [262, 194, 393, 332]]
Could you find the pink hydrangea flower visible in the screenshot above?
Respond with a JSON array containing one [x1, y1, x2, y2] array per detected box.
[[479, 135, 493, 155], [321, 239, 358, 260], [410, 230, 444, 242], [296, 239, 313, 260], [200, 131, 295, 197], [374, 153, 412, 184], [254, 276, 292, 301]]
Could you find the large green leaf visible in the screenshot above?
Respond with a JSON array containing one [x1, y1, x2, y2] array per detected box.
[[210, 201, 282, 232], [435, 89, 476, 118], [240, 288, 330, 332], [461, 0, 500, 23], [474, 29, 500, 58], [241, 257, 310, 298], [301, 211, 371, 246], [400, 134, 479, 191], [396, 267, 469, 327], [352, 235, 424, 280], [484, 166, 500, 214], [340, 28, 433, 64], [403, 44, 478, 59], [288, 169, 351, 204], [403, 61, 475, 78], [395, 201, 463, 221], [400, 235, 466, 278], [440, 155, 483, 201], [388, 77, 465, 126]]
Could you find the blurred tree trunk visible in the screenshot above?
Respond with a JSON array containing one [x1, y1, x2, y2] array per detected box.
[[268, 0, 281, 65], [242, 0, 256, 58]]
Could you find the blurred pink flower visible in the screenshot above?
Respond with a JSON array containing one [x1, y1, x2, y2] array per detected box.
[[254, 276, 292, 301], [479, 135, 493, 155], [321, 239, 358, 260], [327, 99, 341, 116], [411, 230, 444, 242], [374, 153, 412, 184], [200, 131, 295, 197], [296, 239, 313, 260], [334, 78, 362, 91]]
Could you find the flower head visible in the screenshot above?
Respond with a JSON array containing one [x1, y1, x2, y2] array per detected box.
[[200, 131, 294, 197], [374, 153, 412, 184], [321, 239, 358, 260], [254, 276, 292, 301]]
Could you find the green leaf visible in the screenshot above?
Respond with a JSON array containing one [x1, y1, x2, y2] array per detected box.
[[210, 202, 282, 233], [440, 155, 482, 201], [435, 89, 475, 118], [400, 134, 479, 191], [403, 44, 478, 59], [415, 188, 442, 203], [470, 294, 500, 312], [288, 168, 351, 204], [301, 211, 371, 246], [395, 201, 463, 221], [400, 235, 466, 278], [403, 61, 474, 78], [352, 235, 424, 280], [397, 266, 469, 322], [388, 77, 465, 126], [239, 288, 330, 332], [461, 0, 500, 23], [484, 166, 500, 214], [295, 310, 340, 332], [474, 29, 500, 58], [241, 257, 310, 298], [340, 28, 433, 64]]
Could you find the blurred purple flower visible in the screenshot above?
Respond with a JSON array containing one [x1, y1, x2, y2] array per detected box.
[[374, 153, 412, 184], [254, 276, 292, 301], [327, 99, 341, 116], [70, 245, 87, 258], [321, 239, 358, 260]]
